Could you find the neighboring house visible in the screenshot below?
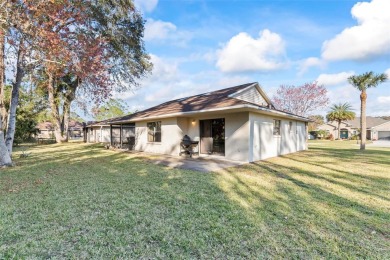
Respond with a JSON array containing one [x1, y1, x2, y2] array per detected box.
[[36, 120, 84, 139], [36, 122, 55, 139], [317, 116, 390, 140], [346, 117, 390, 140], [85, 82, 309, 163], [68, 120, 84, 139], [316, 121, 354, 139]]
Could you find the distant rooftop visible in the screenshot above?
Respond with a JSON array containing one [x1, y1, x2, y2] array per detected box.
[[345, 117, 389, 128]]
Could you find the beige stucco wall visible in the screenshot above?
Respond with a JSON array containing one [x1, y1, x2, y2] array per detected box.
[[134, 117, 184, 156], [133, 112, 250, 161], [317, 121, 356, 138], [184, 112, 250, 162], [249, 112, 307, 162], [317, 124, 336, 134], [91, 111, 307, 163]]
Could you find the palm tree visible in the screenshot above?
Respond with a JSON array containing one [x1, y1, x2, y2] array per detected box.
[[348, 72, 388, 150], [326, 103, 355, 140]]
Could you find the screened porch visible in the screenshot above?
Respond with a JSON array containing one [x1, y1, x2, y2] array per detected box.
[[110, 123, 135, 149]]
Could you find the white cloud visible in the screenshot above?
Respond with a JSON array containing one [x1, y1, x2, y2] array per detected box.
[[385, 68, 390, 78], [143, 19, 191, 47], [298, 57, 326, 75], [118, 54, 258, 110], [134, 0, 158, 13], [327, 85, 359, 102], [378, 96, 390, 104], [149, 54, 178, 78], [322, 0, 390, 61], [144, 19, 177, 41], [316, 71, 355, 86], [216, 29, 286, 73]]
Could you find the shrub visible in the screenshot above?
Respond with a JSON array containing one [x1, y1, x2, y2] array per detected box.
[[327, 134, 334, 141], [350, 134, 359, 140]]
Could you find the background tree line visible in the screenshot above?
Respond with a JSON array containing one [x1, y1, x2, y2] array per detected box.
[[0, 0, 152, 166], [271, 72, 387, 149]]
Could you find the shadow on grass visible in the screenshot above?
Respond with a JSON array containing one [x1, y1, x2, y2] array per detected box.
[[309, 146, 390, 166], [1, 142, 389, 258], [220, 160, 389, 257]]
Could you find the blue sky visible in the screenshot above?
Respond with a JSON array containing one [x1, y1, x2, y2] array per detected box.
[[116, 0, 390, 117]]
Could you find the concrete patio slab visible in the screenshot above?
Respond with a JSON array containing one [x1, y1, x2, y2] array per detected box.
[[125, 151, 244, 172]]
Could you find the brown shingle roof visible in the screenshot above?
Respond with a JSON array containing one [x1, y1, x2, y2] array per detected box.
[[36, 122, 54, 130], [345, 117, 389, 128], [86, 116, 127, 127], [68, 120, 84, 129], [108, 82, 309, 124], [37, 120, 84, 130], [112, 83, 269, 122]]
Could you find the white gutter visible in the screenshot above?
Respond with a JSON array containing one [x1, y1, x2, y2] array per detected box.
[[110, 104, 310, 124]]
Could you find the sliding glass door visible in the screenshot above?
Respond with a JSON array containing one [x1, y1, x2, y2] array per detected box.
[[200, 118, 225, 155]]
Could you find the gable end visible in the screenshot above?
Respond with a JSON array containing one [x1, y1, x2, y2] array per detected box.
[[231, 84, 269, 107]]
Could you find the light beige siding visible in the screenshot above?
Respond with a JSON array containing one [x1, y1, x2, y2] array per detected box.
[[235, 86, 268, 106]]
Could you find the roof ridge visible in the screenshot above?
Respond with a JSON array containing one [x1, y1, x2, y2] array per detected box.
[[157, 82, 257, 106]]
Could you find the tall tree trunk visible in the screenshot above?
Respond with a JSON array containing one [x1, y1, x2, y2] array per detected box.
[[62, 86, 76, 141], [62, 97, 72, 142], [47, 73, 65, 143], [337, 120, 341, 140], [0, 114, 12, 167], [0, 32, 11, 166], [360, 91, 367, 150], [5, 46, 24, 155], [0, 33, 6, 131]]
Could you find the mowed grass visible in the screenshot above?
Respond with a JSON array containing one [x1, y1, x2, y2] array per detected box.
[[0, 141, 389, 258]]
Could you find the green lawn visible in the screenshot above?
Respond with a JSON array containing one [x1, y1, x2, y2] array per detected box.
[[1, 141, 389, 258]]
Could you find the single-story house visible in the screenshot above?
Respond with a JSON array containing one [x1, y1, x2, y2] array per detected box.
[[85, 82, 310, 162], [317, 116, 390, 140], [36, 120, 84, 140], [316, 121, 353, 139], [36, 122, 55, 139]]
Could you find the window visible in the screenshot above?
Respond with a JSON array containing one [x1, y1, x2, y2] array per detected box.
[[147, 121, 161, 142], [288, 121, 293, 133], [273, 119, 281, 135]]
